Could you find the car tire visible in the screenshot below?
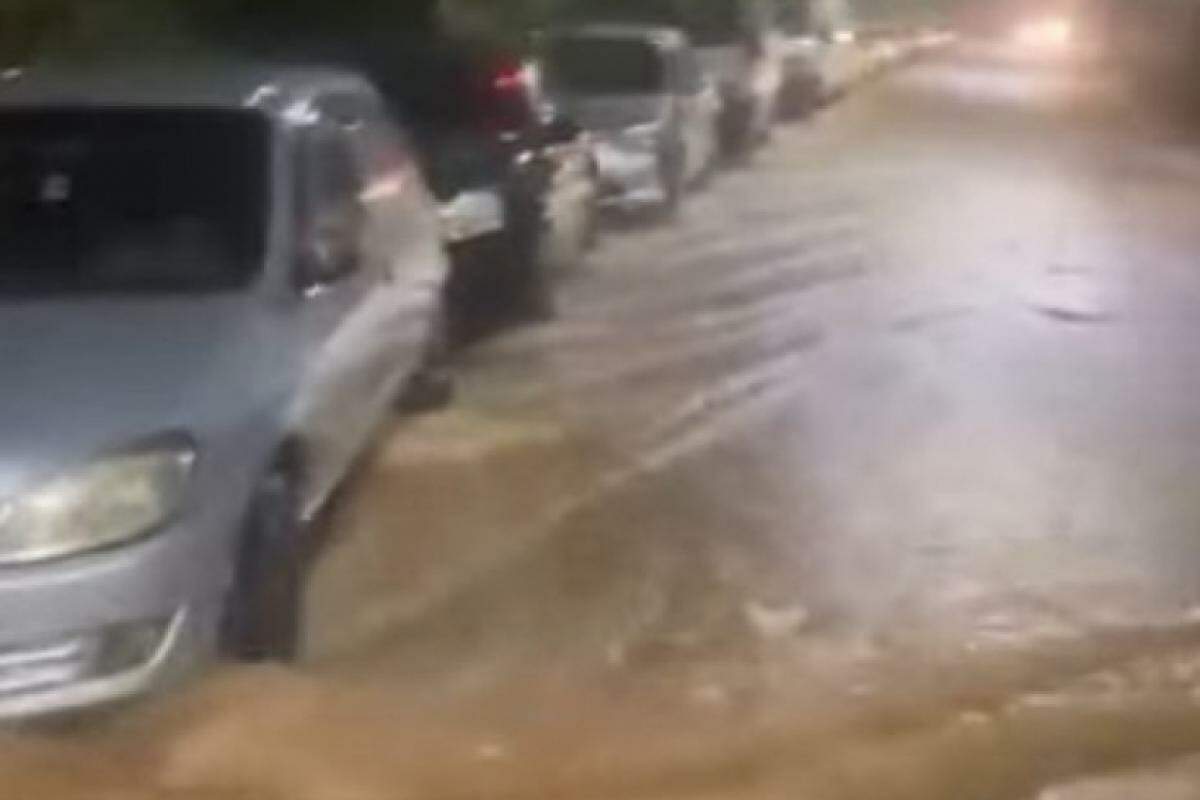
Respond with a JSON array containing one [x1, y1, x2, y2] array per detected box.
[[581, 173, 601, 251], [521, 258, 558, 321], [755, 104, 774, 146], [221, 467, 306, 663], [693, 134, 720, 190], [514, 233, 557, 322], [399, 306, 455, 413], [777, 79, 814, 121], [656, 144, 685, 221], [718, 101, 755, 161]]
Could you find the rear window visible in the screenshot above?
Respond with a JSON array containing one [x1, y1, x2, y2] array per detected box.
[[0, 108, 270, 295], [546, 37, 665, 94], [373, 45, 535, 136], [683, 1, 749, 46]]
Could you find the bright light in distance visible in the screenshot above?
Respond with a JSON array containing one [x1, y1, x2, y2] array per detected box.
[[1015, 17, 1073, 50]]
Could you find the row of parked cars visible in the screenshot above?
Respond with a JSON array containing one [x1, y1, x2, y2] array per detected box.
[[0, 16, 950, 719]]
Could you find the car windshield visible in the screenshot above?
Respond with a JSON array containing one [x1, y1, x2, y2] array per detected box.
[[546, 37, 665, 94], [0, 108, 269, 295]]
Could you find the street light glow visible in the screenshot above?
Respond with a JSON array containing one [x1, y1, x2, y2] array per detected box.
[[1015, 16, 1073, 50]]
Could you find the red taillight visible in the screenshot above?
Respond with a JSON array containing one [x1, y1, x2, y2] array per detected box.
[[482, 63, 531, 135], [492, 65, 526, 92]]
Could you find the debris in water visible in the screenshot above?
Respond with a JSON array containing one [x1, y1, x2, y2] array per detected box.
[[742, 601, 811, 640], [1026, 270, 1115, 324], [476, 742, 509, 762], [1047, 263, 1093, 276], [689, 683, 732, 709], [1008, 692, 1070, 713], [959, 710, 992, 727], [606, 641, 627, 668], [1034, 304, 1113, 324]]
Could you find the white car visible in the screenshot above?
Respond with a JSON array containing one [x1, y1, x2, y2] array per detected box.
[[543, 24, 722, 216]]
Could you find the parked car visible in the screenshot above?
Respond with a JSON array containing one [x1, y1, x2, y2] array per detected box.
[[685, 0, 785, 155], [540, 24, 721, 217], [776, 0, 824, 119], [552, 0, 781, 156], [803, 0, 866, 101], [0, 62, 450, 717], [860, 25, 905, 77], [360, 37, 598, 324], [914, 26, 957, 54]]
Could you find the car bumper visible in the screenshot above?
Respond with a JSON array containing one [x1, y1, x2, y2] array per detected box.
[[0, 523, 226, 720], [593, 141, 664, 209], [438, 188, 507, 246]]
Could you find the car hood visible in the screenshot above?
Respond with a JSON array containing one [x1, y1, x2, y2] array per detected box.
[[0, 294, 291, 492], [555, 94, 669, 132]]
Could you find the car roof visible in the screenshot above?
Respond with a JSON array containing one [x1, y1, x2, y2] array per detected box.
[[0, 60, 375, 119], [545, 23, 688, 49]]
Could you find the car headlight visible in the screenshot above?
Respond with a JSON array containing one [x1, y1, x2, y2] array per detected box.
[[0, 441, 196, 566]]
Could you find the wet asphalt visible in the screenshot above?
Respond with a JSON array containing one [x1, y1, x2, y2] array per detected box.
[[11, 42, 1200, 800]]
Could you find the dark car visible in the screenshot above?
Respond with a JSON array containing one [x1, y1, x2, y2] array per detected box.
[[361, 38, 599, 328]]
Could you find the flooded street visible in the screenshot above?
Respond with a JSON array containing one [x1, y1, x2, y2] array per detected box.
[[13, 44, 1200, 798]]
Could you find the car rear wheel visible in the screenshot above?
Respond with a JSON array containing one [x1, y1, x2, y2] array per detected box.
[[221, 468, 306, 662], [694, 132, 720, 190], [581, 171, 601, 251], [778, 77, 816, 121], [507, 242, 557, 323], [519, 254, 558, 321], [399, 306, 455, 412], [657, 145, 685, 221], [718, 100, 755, 161]]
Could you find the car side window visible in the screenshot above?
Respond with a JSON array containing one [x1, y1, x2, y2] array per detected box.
[[357, 108, 412, 180], [299, 121, 360, 222], [295, 114, 367, 286], [313, 92, 365, 132], [316, 92, 409, 186]]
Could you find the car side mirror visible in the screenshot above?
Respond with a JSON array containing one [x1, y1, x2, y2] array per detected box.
[[298, 204, 365, 290], [543, 113, 582, 146]]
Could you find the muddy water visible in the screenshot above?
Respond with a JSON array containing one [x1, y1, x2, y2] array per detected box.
[[11, 47, 1200, 798], [8, 407, 1200, 800]]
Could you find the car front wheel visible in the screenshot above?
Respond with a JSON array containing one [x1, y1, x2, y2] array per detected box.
[[221, 467, 306, 662]]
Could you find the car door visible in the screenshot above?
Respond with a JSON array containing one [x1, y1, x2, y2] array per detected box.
[[524, 72, 595, 270], [290, 92, 439, 515], [674, 44, 720, 182], [344, 94, 446, 380]]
